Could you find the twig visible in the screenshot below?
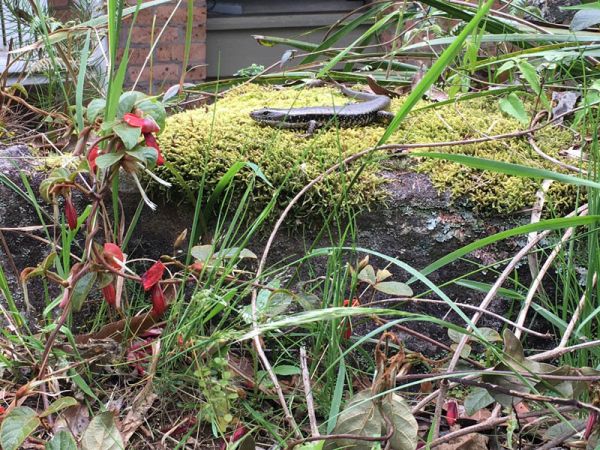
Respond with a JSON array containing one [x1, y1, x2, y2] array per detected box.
[[528, 136, 581, 173], [527, 178, 553, 280], [531, 338, 600, 361], [513, 208, 587, 339], [536, 421, 586, 450], [300, 347, 319, 438]]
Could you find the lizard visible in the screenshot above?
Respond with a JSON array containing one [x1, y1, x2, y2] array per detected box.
[[249, 85, 394, 135]]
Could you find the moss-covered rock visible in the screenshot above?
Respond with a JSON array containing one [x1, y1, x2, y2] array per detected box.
[[157, 83, 577, 217]]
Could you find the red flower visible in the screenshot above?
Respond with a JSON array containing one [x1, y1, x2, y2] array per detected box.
[[341, 298, 360, 340], [102, 283, 116, 306], [64, 196, 77, 230], [123, 113, 160, 134], [445, 400, 458, 427], [141, 261, 166, 291], [88, 145, 99, 172], [150, 284, 167, 317], [103, 243, 124, 270], [143, 133, 165, 166], [585, 410, 598, 440]]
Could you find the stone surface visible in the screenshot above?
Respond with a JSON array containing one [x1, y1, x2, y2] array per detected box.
[[529, 0, 581, 24], [0, 145, 528, 350]]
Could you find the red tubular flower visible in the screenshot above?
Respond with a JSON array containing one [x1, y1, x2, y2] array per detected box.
[[150, 284, 167, 317], [219, 426, 248, 450], [123, 113, 160, 134], [141, 261, 166, 291], [445, 400, 458, 427], [102, 283, 116, 306], [88, 145, 99, 172], [141, 116, 160, 134], [585, 410, 598, 440], [64, 196, 78, 230], [143, 133, 165, 166], [103, 243, 124, 270]]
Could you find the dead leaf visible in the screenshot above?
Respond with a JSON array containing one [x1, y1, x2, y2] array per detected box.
[[53, 404, 90, 439], [437, 432, 489, 450], [121, 393, 158, 443], [551, 91, 579, 124], [75, 312, 159, 344], [366, 76, 404, 98]]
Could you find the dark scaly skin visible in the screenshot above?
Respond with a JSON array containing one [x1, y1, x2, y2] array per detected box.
[[250, 86, 394, 133]]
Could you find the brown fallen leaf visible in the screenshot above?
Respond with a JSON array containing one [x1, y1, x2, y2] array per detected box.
[[437, 432, 489, 450], [121, 392, 158, 443], [53, 404, 90, 439], [366, 76, 405, 98], [75, 312, 159, 344]]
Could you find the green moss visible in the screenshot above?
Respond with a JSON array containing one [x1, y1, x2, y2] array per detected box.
[[157, 83, 577, 217]]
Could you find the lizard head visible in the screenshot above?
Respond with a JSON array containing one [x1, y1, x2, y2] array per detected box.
[[250, 108, 288, 123]]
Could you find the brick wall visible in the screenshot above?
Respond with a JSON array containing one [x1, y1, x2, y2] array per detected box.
[[48, 0, 208, 92], [122, 0, 207, 92]]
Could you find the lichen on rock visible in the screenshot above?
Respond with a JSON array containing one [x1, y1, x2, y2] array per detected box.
[[157, 83, 577, 217]]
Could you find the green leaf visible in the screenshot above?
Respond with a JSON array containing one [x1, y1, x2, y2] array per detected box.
[[80, 412, 124, 450], [137, 98, 167, 132], [116, 91, 146, 119], [0, 406, 41, 450], [570, 8, 600, 31], [214, 247, 258, 259], [190, 244, 213, 262], [273, 365, 301, 376], [95, 153, 123, 170], [71, 272, 97, 312], [380, 393, 419, 450], [127, 146, 157, 167], [412, 153, 600, 190], [263, 290, 294, 319], [374, 281, 413, 297], [516, 60, 541, 94], [378, 0, 497, 145], [40, 397, 79, 418], [358, 264, 376, 284], [86, 98, 106, 123], [329, 390, 383, 450], [45, 430, 78, 450], [113, 123, 141, 150], [464, 387, 495, 416], [499, 92, 529, 125]]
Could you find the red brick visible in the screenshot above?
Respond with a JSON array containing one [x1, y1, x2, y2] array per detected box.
[[191, 24, 206, 41], [184, 65, 206, 82], [155, 42, 205, 63], [128, 63, 180, 84], [130, 26, 180, 45]]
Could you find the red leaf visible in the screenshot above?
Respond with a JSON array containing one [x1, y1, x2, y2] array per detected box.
[[144, 133, 164, 166], [102, 283, 116, 306], [446, 400, 458, 427], [64, 196, 78, 230], [123, 113, 146, 128], [141, 261, 166, 291], [150, 284, 167, 317], [88, 145, 99, 172], [103, 243, 124, 270]]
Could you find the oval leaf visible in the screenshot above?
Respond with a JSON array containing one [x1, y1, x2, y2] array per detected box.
[[71, 272, 97, 312], [499, 92, 529, 125], [40, 397, 79, 418], [0, 406, 41, 450], [45, 430, 78, 450], [571, 8, 600, 31], [330, 390, 383, 450], [380, 393, 419, 450], [80, 412, 124, 450], [113, 123, 141, 150], [374, 281, 413, 297], [464, 387, 495, 416], [95, 153, 123, 170]]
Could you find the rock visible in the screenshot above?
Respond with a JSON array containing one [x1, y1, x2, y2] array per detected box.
[[0, 145, 528, 350], [528, 0, 581, 25]]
